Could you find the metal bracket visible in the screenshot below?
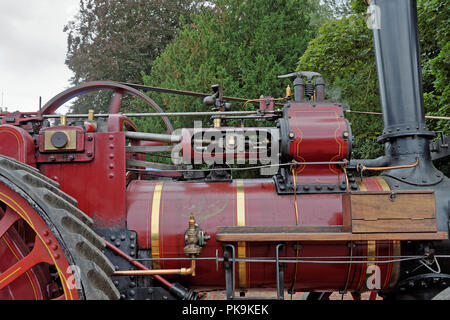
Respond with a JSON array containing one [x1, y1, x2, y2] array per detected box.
[[274, 169, 358, 194], [222, 243, 285, 300]]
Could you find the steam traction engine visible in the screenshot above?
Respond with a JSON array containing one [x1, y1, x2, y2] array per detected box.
[[0, 0, 449, 300]]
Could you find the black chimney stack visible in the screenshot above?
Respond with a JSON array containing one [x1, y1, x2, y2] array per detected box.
[[360, 0, 443, 187], [361, 0, 449, 233], [370, 0, 432, 142]]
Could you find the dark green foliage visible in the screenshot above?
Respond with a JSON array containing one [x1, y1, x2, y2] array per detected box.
[[139, 0, 326, 132]]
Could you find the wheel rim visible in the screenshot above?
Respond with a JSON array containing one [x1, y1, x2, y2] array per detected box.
[[0, 182, 79, 300]]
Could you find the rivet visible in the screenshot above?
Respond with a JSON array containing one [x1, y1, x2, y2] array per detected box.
[[87, 152, 93, 158], [87, 135, 93, 141], [109, 163, 115, 169], [109, 144, 115, 149], [130, 244, 136, 249], [130, 251, 136, 256], [129, 290, 136, 297], [303, 186, 310, 191], [49, 156, 56, 162], [129, 282, 136, 288], [120, 235, 126, 241], [147, 288, 153, 294], [46, 239, 52, 245], [53, 253, 60, 259], [52, 244, 58, 251], [43, 230, 49, 237], [109, 154, 115, 159], [115, 265, 120, 271], [315, 185, 322, 191], [115, 240, 121, 247], [109, 135, 114, 141], [110, 235, 116, 241], [114, 281, 119, 287], [130, 235, 136, 240], [109, 173, 115, 179]]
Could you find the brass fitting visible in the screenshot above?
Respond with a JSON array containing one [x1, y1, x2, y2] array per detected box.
[[184, 214, 210, 256]]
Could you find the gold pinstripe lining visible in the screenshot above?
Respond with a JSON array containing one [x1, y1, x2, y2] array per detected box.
[[236, 180, 247, 289], [150, 182, 164, 270]]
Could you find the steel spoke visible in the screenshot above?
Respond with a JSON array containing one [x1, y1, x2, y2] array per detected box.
[[0, 208, 19, 239], [0, 236, 53, 290]]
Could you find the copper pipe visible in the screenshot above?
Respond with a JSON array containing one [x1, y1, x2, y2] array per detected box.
[[113, 257, 196, 277], [105, 241, 174, 289], [360, 158, 419, 172]]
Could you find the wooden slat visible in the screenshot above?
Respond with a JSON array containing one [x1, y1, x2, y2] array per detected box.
[[217, 226, 345, 234], [352, 218, 437, 234], [215, 230, 448, 242], [351, 192, 436, 220]]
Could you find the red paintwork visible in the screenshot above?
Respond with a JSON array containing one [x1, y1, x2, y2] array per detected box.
[[38, 132, 127, 227], [0, 125, 36, 167], [126, 177, 396, 291], [288, 103, 350, 185], [0, 92, 396, 298]]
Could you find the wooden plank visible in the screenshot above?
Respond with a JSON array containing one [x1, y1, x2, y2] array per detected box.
[[217, 226, 345, 234], [350, 192, 436, 220], [215, 231, 448, 242], [352, 218, 437, 234]]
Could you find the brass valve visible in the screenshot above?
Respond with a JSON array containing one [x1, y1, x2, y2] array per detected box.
[[184, 214, 210, 256]]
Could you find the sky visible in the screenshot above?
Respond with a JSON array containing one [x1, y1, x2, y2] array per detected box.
[[0, 0, 80, 113]]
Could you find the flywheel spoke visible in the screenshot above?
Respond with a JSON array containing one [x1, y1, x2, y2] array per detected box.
[[109, 89, 124, 113], [0, 208, 20, 239], [0, 235, 53, 290]]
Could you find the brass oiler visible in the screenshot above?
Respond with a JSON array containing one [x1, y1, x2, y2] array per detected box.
[[113, 214, 209, 278]]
